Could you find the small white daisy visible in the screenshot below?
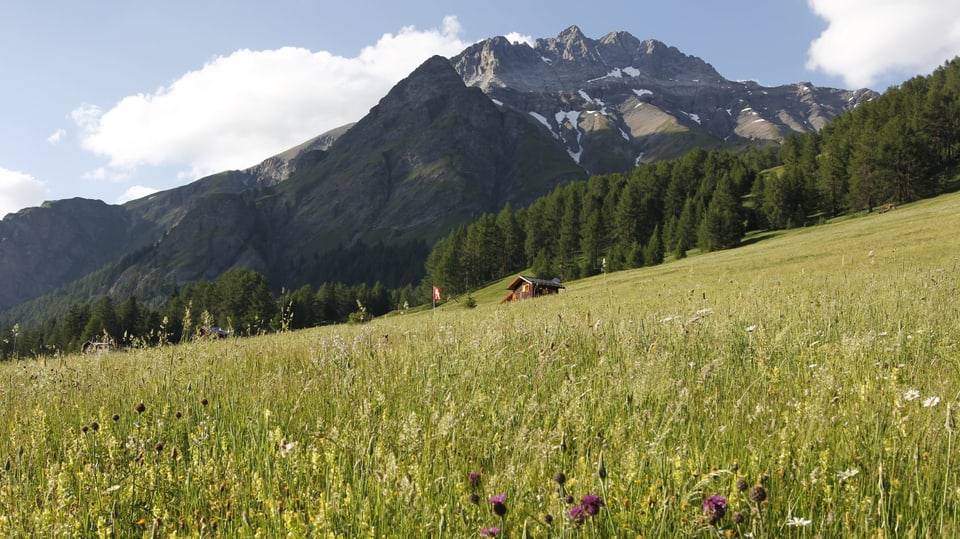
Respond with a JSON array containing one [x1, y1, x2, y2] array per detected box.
[[904, 390, 921, 401], [923, 396, 941, 408], [837, 468, 859, 480], [746, 324, 757, 332], [786, 516, 812, 527]]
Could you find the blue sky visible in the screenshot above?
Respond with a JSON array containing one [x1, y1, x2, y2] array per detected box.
[[2, 0, 959, 218]]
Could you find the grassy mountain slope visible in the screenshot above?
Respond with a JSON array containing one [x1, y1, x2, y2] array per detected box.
[[1, 191, 959, 535]]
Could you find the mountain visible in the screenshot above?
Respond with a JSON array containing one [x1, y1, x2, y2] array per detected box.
[[0, 28, 876, 319], [452, 26, 877, 173]]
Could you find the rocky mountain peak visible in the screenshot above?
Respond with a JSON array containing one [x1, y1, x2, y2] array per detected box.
[[383, 55, 467, 103], [556, 25, 588, 47], [451, 26, 877, 175], [537, 25, 601, 63]]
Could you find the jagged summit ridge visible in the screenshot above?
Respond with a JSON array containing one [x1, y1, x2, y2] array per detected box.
[[452, 27, 875, 175]]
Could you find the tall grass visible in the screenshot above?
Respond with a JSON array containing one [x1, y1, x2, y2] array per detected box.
[[2, 193, 960, 537]]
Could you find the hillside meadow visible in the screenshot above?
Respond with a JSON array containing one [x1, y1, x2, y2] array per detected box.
[[2, 192, 960, 537]]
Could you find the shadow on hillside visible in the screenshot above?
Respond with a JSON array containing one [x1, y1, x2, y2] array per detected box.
[[737, 229, 785, 247]]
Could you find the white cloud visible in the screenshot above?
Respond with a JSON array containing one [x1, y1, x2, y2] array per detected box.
[[0, 168, 48, 218], [72, 16, 471, 181], [806, 0, 960, 89], [47, 128, 66, 144], [116, 185, 159, 204], [505, 32, 534, 46]]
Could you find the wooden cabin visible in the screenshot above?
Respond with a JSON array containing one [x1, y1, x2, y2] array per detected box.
[[500, 275, 565, 304]]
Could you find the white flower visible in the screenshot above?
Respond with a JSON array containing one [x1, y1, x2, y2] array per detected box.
[[746, 325, 757, 332], [279, 437, 297, 457], [923, 396, 941, 408], [786, 516, 812, 527], [105, 484, 121, 493], [837, 468, 859, 480], [904, 390, 921, 401]]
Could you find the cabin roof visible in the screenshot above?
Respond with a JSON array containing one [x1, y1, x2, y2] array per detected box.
[[506, 275, 565, 291]]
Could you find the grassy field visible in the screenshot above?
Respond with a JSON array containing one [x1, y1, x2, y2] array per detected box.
[[2, 192, 960, 537]]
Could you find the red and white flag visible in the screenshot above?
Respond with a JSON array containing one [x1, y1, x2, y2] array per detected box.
[[433, 286, 442, 300]]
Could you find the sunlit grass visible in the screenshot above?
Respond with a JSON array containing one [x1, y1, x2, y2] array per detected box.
[[1, 192, 960, 536]]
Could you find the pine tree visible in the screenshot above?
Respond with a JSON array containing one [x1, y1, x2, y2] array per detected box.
[[643, 225, 665, 266]]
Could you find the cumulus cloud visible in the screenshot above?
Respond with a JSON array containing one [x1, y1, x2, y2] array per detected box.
[[806, 0, 960, 89], [72, 16, 471, 181], [505, 32, 534, 46], [0, 168, 48, 218], [116, 185, 159, 204]]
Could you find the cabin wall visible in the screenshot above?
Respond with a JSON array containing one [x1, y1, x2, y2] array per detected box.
[[516, 282, 534, 300]]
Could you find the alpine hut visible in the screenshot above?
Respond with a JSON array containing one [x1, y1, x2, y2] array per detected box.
[[500, 275, 565, 304]]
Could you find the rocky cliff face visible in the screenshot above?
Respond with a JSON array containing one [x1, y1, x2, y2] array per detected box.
[[0, 199, 136, 309], [452, 26, 877, 174]]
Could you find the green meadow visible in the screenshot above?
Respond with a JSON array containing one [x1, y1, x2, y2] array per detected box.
[[3, 191, 960, 537]]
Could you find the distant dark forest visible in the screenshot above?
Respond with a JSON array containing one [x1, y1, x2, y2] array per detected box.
[[2, 57, 959, 359]]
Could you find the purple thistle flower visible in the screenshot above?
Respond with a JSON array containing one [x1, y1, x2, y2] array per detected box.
[[703, 494, 728, 525], [567, 505, 589, 525], [480, 527, 500, 536], [581, 494, 605, 515], [468, 472, 481, 489], [488, 494, 507, 517]]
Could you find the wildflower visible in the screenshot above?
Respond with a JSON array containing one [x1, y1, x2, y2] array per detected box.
[[746, 325, 757, 332], [786, 516, 812, 526], [135, 402, 146, 414], [488, 494, 507, 516], [201, 398, 209, 407], [279, 438, 297, 457], [836, 468, 859, 480], [468, 471, 481, 489], [554, 472, 566, 485], [469, 493, 480, 505], [924, 396, 941, 408], [904, 390, 921, 401], [581, 495, 605, 515], [702, 495, 727, 525], [564, 494, 575, 505], [543, 513, 554, 524], [567, 505, 588, 525], [112, 413, 120, 422], [736, 478, 749, 492], [749, 485, 767, 503], [732, 511, 745, 524], [480, 527, 500, 536]]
